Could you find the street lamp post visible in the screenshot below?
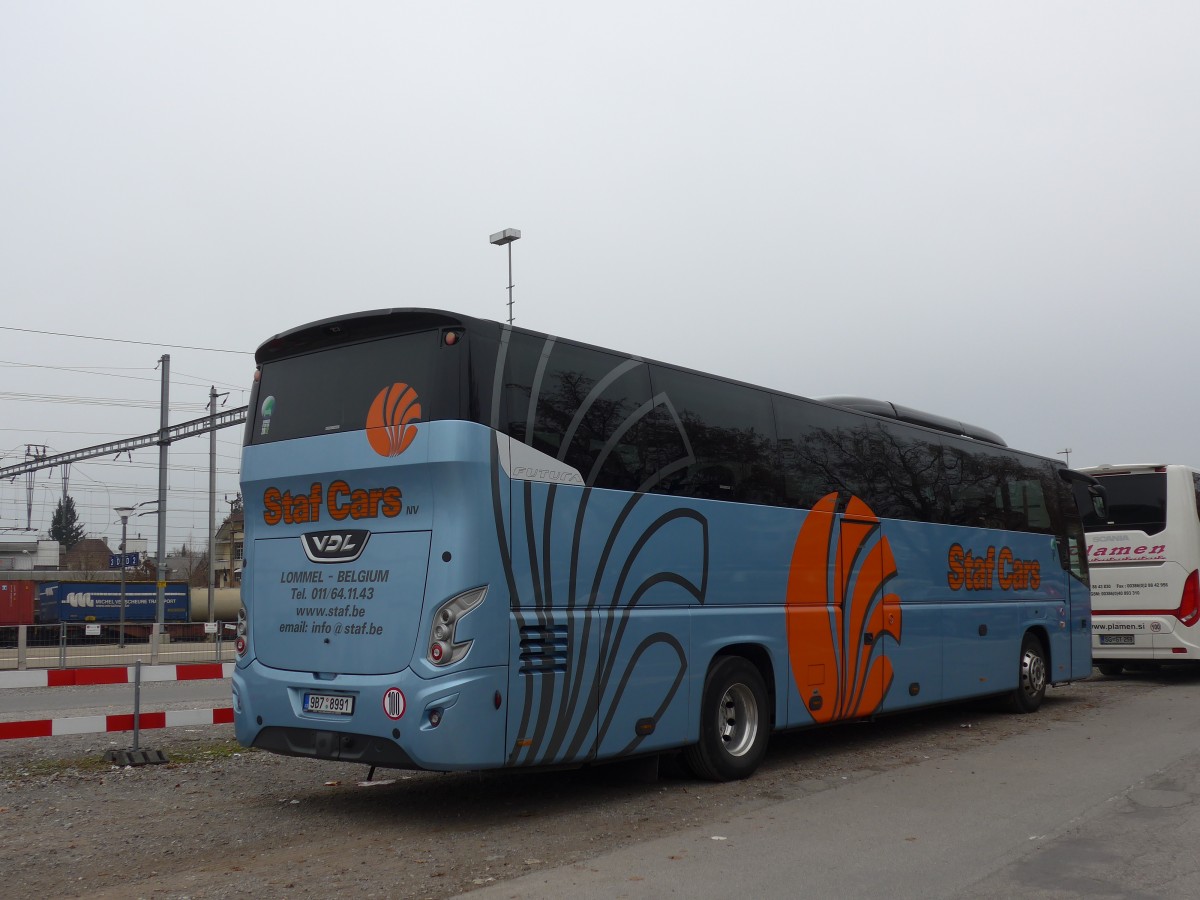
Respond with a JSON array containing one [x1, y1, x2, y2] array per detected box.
[[114, 501, 157, 649], [114, 507, 132, 649], [489, 228, 521, 325]]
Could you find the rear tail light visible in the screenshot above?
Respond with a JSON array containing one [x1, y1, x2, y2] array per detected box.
[[1106, 571, 1200, 626], [1176, 570, 1200, 626], [236, 606, 248, 657], [427, 586, 487, 667]]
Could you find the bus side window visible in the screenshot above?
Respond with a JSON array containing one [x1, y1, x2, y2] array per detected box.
[[1009, 478, 1051, 533], [501, 333, 655, 490], [773, 396, 869, 511], [646, 366, 779, 503], [941, 441, 1005, 529]]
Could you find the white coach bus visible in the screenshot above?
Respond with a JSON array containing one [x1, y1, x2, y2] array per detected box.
[[1078, 464, 1200, 675]]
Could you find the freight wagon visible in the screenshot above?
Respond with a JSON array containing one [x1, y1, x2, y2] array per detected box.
[[36, 581, 198, 641], [0, 581, 36, 626], [2, 583, 242, 647]]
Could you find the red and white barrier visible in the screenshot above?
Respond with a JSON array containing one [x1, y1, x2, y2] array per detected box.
[[0, 706, 234, 741], [0, 662, 234, 690]]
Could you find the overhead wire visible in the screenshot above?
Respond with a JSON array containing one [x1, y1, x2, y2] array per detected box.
[[0, 391, 210, 411], [2, 323, 252, 542], [0, 324, 253, 355]]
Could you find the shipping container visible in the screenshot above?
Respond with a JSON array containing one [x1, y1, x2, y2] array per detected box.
[[0, 580, 36, 625], [188, 586, 242, 622], [36, 582, 189, 624]]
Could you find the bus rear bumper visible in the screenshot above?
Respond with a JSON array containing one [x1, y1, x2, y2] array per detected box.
[[232, 660, 509, 771], [253, 724, 420, 768], [1091, 615, 1200, 662]]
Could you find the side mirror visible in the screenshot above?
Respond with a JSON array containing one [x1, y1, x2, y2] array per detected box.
[[1058, 468, 1108, 525]]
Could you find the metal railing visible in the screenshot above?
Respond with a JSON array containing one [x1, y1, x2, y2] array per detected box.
[[0, 622, 238, 670]]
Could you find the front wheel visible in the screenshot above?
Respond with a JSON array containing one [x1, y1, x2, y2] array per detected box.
[[1006, 633, 1048, 713], [683, 656, 769, 782], [1097, 663, 1124, 677]]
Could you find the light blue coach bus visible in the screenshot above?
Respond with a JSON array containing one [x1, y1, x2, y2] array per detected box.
[[232, 309, 1097, 781]]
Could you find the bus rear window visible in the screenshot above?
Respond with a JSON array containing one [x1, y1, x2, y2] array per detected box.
[[249, 331, 457, 445], [1086, 473, 1167, 535]]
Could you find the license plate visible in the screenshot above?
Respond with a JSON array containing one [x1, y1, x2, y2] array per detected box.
[[304, 693, 355, 715], [1098, 634, 1135, 645]]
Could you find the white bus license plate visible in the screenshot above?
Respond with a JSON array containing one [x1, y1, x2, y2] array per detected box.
[[1098, 634, 1135, 646], [304, 693, 355, 715]]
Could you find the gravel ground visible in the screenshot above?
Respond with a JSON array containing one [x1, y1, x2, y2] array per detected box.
[[0, 672, 1165, 900]]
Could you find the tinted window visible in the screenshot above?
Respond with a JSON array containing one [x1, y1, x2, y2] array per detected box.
[[1038, 463, 1088, 581], [776, 398, 956, 521], [771, 397, 1062, 531], [1007, 473, 1053, 533], [1088, 473, 1168, 535], [941, 439, 1002, 527], [645, 367, 779, 502], [939, 439, 1061, 534], [501, 333, 655, 490], [777, 398, 881, 511], [249, 330, 458, 445], [860, 422, 948, 521]]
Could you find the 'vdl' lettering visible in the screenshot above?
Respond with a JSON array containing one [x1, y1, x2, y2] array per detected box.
[[946, 543, 1041, 591], [300, 529, 372, 564], [263, 480, 403, 525]]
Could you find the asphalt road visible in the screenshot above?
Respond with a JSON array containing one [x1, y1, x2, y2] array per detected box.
[[4, 668, 1198, 899], [466, 671, 1200, 900]]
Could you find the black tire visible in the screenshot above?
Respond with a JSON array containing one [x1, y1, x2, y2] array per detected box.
[[682, 655, 769, 782], [1097, 663, 1124, 677], [1006, 632, 1048, 713]]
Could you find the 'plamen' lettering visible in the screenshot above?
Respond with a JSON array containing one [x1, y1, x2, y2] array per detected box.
[[1088, 545, 1166, 558]]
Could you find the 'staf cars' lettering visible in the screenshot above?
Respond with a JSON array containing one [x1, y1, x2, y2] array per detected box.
[[263, 483, 323, 525], [327, 480, 404, 521], [263, 481, 403, 525], [996, 547, 1040, 590], [947, 543, 1040, 592]]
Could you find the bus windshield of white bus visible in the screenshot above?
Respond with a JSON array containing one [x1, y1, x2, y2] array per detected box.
[[1081, 472, 1165, 535]]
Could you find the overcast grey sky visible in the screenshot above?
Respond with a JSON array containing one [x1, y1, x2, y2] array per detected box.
[[2, 1, 1198, 549]]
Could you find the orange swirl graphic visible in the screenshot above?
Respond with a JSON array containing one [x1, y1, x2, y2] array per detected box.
[[366, 383, 421, 457], [785, 493, 902, 725]]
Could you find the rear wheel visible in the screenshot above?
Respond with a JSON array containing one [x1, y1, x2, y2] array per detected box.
[[683, 656, 769, 782], [1006, 633, 1048, 713], [1097, 663, 1124, 677]]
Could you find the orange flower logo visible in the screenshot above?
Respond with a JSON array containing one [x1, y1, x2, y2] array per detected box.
[[366, 383, 421, 457], [785, 493, 902, 725]]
